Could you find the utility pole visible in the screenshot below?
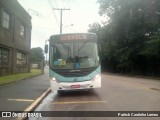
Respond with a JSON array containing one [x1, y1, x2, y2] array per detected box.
[[53, 8, 70, 34]]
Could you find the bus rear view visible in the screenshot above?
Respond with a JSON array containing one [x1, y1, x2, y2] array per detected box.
[[48, 33, 101, 93]]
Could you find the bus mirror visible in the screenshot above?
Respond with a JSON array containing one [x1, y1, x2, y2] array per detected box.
[[45, 44, 48, 53]]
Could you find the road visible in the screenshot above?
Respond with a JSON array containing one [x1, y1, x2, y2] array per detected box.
[[31, 74, 160, 120], [0, 68, 49, 112]]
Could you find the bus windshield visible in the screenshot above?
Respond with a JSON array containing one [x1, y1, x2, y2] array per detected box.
[[50, 41, 99, 69]]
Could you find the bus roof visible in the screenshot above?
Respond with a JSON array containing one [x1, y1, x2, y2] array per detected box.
[[50, 33, 97, 41], [50, 32, 96, 38]]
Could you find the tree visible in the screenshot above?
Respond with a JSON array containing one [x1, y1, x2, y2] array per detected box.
[[30, 47, 44, 63], [88, 0, 160, 76]]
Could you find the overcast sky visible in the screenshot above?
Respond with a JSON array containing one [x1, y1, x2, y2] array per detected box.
[[17, 0, 102, 49]]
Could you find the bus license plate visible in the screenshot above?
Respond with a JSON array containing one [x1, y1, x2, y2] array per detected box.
[[71, 85, 80, 88]]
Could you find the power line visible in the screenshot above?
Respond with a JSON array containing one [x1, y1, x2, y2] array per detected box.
[[53, 0, 58, 8], [53, 8, 70, 33], [48, 0, 71, 33], [68, 0, 72, 32], [48, 0, 60, 27]]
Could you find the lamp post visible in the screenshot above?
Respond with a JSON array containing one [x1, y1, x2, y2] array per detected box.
[[63, 24, 74, 33], [63, 24, 74, 28], [28, 9, 38, 16]]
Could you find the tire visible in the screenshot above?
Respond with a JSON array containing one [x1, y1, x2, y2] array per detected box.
[[57, 90, 64, 95]]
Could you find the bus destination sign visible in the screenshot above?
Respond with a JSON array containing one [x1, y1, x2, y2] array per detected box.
[[60, 34, 95, 41]]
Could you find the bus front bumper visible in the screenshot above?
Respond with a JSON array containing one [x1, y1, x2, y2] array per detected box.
[[50, 75, 101, 91]]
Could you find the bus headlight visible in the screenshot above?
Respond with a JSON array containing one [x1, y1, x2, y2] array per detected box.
[[51, 77, 56, 81], [50, 77, 60, 83]]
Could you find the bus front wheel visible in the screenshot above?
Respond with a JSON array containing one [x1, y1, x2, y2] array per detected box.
[[57, 90, 64, 95]]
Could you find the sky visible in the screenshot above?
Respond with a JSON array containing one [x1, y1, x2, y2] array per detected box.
[[17, 0, 103, 50]]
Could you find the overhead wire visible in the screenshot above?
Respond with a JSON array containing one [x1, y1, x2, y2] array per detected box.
[[48, 0, 60, 27], [48, 0, 73, 33], [63, 0, 67, 28], [63, 0, 72, 33], [64, 0, 78, 33], [68, 0, 72, 32]]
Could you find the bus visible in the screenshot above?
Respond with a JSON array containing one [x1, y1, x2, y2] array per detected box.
[[45, 33, 101, 93]]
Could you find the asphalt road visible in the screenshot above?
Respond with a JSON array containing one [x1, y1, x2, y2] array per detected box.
[[32, 73, 160, 120], [0, 68, 49, 112]]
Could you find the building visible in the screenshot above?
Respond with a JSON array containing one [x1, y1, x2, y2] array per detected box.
[[0, 0, 32, 76]]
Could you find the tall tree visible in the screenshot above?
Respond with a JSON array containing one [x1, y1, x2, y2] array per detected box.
[[89, 0, 160, 75], [30, 47, 44, 63]]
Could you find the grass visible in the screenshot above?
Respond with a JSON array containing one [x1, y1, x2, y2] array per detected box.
[[0, 69, 42, 86]]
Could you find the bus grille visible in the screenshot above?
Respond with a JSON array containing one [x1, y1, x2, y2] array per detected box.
[[53, 68, 96, 77]]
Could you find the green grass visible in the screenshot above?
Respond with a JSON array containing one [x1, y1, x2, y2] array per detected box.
[[0, 69, 42, 86]]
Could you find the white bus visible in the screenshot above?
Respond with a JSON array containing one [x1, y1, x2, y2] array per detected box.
[[45, 33, 101, 94]]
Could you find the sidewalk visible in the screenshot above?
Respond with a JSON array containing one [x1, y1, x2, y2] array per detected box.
[[0, 68, 50, 111], [102, 72, 160, 80]]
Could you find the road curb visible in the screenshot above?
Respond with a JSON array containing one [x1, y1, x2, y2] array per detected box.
[[16, 88, 51, 120]]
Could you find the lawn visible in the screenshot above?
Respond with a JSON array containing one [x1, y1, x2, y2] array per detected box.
[[0, 69, 42, 86]]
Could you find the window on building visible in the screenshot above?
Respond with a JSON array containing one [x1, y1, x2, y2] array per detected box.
[[3, 11, 10, 29], [0, 48, 9, 65], [17, 52, 27, 65], [20, 24, 25, 38]]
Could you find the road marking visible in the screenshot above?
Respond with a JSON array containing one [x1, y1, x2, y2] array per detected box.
[[24, 88, 51, 111], [8, 99, 34, 102], [52, 100, 107, 104], [16, 88, 51, 120]]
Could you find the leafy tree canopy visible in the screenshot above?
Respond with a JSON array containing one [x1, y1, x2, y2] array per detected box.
[[30, 47, 44, 63], [88, 0, 160, 75]]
